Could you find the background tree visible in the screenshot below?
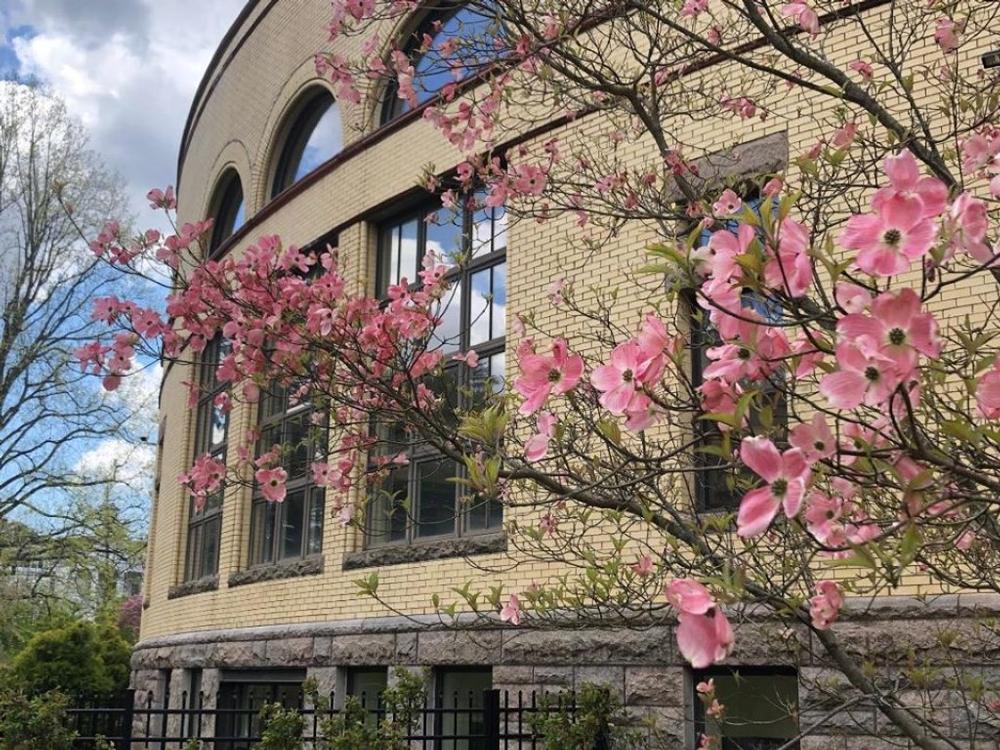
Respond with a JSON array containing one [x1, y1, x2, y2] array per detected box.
[[0, 81, 142, 522], [85, 1, 1000, 747], [0, 82, 151, 660]]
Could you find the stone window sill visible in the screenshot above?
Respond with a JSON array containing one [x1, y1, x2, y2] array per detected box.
[[168, 575, 218, 599], [342, 532, 507, 570], [227, 555, 324, 587]]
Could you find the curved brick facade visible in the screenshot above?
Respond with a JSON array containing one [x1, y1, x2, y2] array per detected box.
[[137, 2, 1000, 747]]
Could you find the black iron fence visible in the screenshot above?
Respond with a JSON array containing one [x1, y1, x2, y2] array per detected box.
[[66, 688, 609, 749]]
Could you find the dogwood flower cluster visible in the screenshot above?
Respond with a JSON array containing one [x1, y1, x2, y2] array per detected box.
[[85, 210, 465, 522], [665, 579, 734, 669]]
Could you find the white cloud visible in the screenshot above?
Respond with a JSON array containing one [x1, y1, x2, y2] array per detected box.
[[74, 438, 155, 488], [8, 0, 245, 231]]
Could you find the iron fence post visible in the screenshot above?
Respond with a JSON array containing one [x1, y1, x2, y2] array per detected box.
[[120, 689, 135, 750], [483, 689, 501, 750]]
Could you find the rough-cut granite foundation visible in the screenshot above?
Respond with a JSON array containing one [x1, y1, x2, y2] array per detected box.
[[131, 595, 1000, 749]]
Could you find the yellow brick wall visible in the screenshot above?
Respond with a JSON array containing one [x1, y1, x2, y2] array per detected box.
[[141, 0, 995, 640]]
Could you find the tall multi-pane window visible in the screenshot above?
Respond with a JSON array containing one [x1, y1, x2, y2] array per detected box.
[[185, 337, 228, 580], [248, 384, 326, 565], [366, 195, 506, 547], [690, 195, 787, 512]]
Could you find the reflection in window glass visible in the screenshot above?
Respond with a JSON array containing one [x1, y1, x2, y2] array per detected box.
[[694, 668, 799, 750], [437, 668, 492, 750], [425, 210, 464, 266], [416, 460, 458, 538], [367, 466, 409, 546], [470, 351, 505, 397], [435, 281, 464, 353], [307, 490, 325, 555], [272, 93, 342, 196], [368, 196, 506, 549], [281, 490, 306, 559], [383, 7, 497, 123], [472, 202, 506, 257], [186, 336, 228, 581], [250, 385, 325, 565], [209, 173, 245, 254]]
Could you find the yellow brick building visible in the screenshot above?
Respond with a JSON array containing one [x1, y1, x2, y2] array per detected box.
[[134, 1, 1000, 747]]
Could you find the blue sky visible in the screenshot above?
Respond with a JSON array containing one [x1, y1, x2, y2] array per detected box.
[[0, 2, 243, 524], [0, 0, 244, 230], [0, 25, 32, 75]]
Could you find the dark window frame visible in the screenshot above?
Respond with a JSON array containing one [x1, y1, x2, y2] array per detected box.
[[365, 196, 506, 549], [208, 170, 245, 256], [691, 665, 799, 750], [246, 235, 337, 568], [433, 667, 492, 750], [689, 194, 787, 513], [248, 384, 327, 567], [346, 666, 389, 716], [379, 3, 498, 126], [271, 90, 340, 198], [217, 670, 306, 750], [184, 337, 228, 581]]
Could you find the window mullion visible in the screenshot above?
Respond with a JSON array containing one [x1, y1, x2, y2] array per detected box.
[[407, 461, 418, 544]]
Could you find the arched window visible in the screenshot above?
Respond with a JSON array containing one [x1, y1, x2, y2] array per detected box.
[[208, 170, 245, 254], [381, 5, 496, 124], [271, 90, 342, 197]]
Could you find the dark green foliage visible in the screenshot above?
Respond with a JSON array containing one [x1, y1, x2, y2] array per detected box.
[[0, 689, 76, 750], [8, 620, 131, 702], [531, 683, 652, 750], [257, 701, 307, 750]]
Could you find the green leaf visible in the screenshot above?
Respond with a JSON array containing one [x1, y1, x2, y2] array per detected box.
[[597, 418, 622, 445]]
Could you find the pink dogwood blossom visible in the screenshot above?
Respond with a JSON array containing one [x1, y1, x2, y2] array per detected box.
[[500, 594, 523, 625], [789, 413, 835, 464], [256, 467, 289, 503], [977, 361, 1000, 419], [781, 2, 820, 35], [525, 411, 557, 462], [591, 340, 664, 414], [737, 437, 811, 536], [819, 341, 900, 409], [809, 581, 843, 629], [666, 579, 734, 668], [514, 338, 584, 414]]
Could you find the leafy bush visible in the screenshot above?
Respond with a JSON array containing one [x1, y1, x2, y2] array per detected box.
[[531, 683, 653, 750], [0, 689, 75, 750], [312, 669, 425, 750], [8, 620, 130, 702], [257, 701, 307, 750]]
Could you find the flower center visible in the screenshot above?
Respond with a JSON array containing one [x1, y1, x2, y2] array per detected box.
[[771, 477, 788, 497], [738, 348, 751, 360], [548, 369, 562, 383], [864, 365, 880, 382], [826, 509, 836, 520], [622, 369, 634, 383], [888, 327, 906, 345], [814, 440, 825, 451], [882, 228, 902, 247]]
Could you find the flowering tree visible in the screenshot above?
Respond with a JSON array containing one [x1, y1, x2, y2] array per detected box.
[[83, 0, 1000, 746]]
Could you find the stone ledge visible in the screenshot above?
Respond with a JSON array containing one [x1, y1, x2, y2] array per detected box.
[[664, 131, 789, 201], [134, 593, 1000, 656], [227, 555, 324, 587], [341, 532, 507, 570], [167, 575, 218, 599]]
